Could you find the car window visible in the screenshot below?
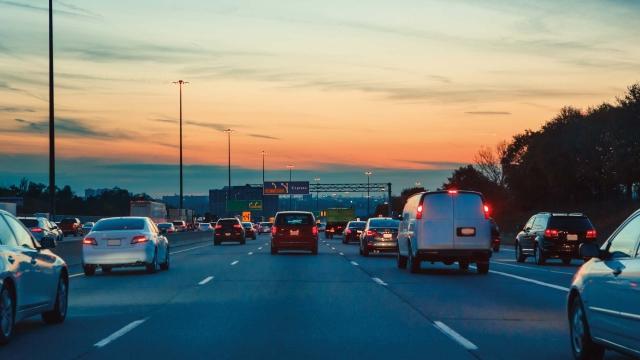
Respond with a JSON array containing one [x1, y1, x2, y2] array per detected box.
[[348, 222, 366, 229], [531, 216, 546, 231], [19, 218, 39, 228], [524, 216, 535, 230], [368, 219, 400, 228], [607, 214, 640, 258], [0, 215, 19, 247], [93, 218, 146, 231], [276, 214, 314, 225], [4, 214, 36, 249], [548, 216, 593, 231]]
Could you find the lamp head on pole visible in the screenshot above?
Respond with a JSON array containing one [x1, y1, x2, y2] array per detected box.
[[365, 171, 372, 176]]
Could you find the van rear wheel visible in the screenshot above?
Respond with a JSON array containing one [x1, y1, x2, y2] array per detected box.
[[397, 252, 407, 269], [459, 260, 469, 271], [516, 242, 526, 263], [408, 249, 420, 274], [477, 262, 489, 274]]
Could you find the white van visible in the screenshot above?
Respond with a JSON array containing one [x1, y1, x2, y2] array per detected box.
[[397, 190, 492, 274]]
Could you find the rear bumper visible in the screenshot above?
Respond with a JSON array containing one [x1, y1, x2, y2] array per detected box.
[[365, 239, 398, 252], [272, 238, 317, 249], [540, 240, 590, 258], [416, 249, 492, 262], [215, 233, 244, 241], [83, 244, 154, 265]]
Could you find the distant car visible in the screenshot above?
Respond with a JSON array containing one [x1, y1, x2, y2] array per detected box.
[[317, 222, 326, 232], [325, 221, 348, 239], [59, 218, 82, 236], [490, 218, 501, 252], [359, 218, 399, 256], [198, 222, 213, 232], [158, 222, 176, 234], [242, 222, 257, 240], [214, 218, 245, 245], [82, 217, 170, 275], [17, 217, 62, 243], [343, 221, 366, 244], [172, 220, 187, 232], [568, 210, 640, 360], [81, 221, 95, 234], [271, 211, 318, 255], [259, 222, 272, 233], [0, 209, 68, 345], [45, 219, 64, 241], [397, 190, 492, 274], [515, 213, 597, 265]]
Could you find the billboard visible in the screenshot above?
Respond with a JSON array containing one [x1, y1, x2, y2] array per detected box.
[[263, 181, 310, 195], [226, 200, 263, 211]]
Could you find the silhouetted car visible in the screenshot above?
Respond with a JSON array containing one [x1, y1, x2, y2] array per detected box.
[[59, 218, 82, 236], [271, 211, 318, 255], [81, 221, 95, 235], [343, 221, 365, 244], [568, 210, 640, 359], [490, 218, 501, 252], [172, 220, 187, 232], [259, 222, 273, 233], [18, 217, 62, 243], [158, 223, 176, 234], [214, 218, 245, 245], [242, 222, 257, 240], [198, 222, 213, 232], [359, 217, 400, 256], [515, 213, 597, 265], [325, 221, 347, 239]]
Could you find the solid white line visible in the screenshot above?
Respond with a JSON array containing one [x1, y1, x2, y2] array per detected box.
[[491, 261, 574, 275], [170, 243, 210, 255], [433, 321, 478, 351], [248, 251, 253, 255], [501, 248, 515, 252], [372, 277, 388, 286], [471, 266, 570, 292], [69, 273, 84, 278], [231, 260, 239, 266], [350, 261, 359, 266], [258, 247, 263, 250], [94, 319, 147, 348], [339, 252, 344, 256], [198, 276, 214, 285]]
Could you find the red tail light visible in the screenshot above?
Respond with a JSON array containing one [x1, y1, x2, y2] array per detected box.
[[416, 204, 424, 219], [83, 237, 97, 245], [131, 235, 148, 244], [366, 230, 377, 236], [234, 224, 242, 229], [31, 227, 43, 233], [271, 226, 277, 236], [586, 229, 597, 239], [483, 204, 490, 219], [345, 229, 352, 235], [215, 224, 222, 229], [448, 190, 458, 194], [544, 229, 559, 238], [312, 226, 318, 236]]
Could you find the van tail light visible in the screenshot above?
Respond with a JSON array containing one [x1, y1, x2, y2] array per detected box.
[[586, 229, 597, 239], [312, 226, 318, 236], [448, 190, 458, 194], [483, 204, 490, 219], [31, 227, 43, 233], [131, 235, 148, 244], [271, 226, 277, 236], [83, 237, 97, 245], [416, 204, 424, 220], [215, 224, 222, 229], [544, 229, 559, 238]]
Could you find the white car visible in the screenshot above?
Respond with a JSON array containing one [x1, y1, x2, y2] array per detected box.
[[172, 220, 187, 232], [259, 222, 272, 233], [0, 209, 68, 344], [397, 190, 492, 274], [198, 222, 213, 231], [82, 217, 170, 275]]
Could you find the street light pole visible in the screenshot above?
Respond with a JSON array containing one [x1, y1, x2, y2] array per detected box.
[[365, 171, 372, 217], [287, 164, 294, 210], [225, 129, 233, 203], [261, 150, 265, 220], [314, 177, 320, 212], [172, 80, 189, 210], [48, 0, 55, 217]]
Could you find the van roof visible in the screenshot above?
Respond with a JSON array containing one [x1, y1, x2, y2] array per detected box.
[[409, 190, 484, 199]]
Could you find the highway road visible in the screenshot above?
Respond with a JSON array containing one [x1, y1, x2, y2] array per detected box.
[[1, 232, 631, 359]]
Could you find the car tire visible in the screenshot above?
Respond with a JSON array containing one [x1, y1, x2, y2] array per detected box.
[[534, 243, 546, 265], [42, 276, 68, 324], [252, 235, 256, 240], [477, 261, 489, 274], [562, 257, 572, 266], [342, 237, 347, 244], [570, 296, 605, 360], [240, 239, 246, 245], [160, 247, 170, 271], [83, 264, 96, 276], [0, 285, 15, 345], [271, 246, 277, 255], [146, 248, 158, 274], [516, 242, 526, 263], [407, 245, 420, 274], [311, 246, 318, 255], [397, 252, 407, 269], [362, 244, 370, 257], [493, 245, 500, 252], [459, 260, 470, 271], [214, 240, 220, 246]]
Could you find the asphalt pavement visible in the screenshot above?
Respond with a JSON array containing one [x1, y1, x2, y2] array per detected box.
[[1, 232, 632, 359]]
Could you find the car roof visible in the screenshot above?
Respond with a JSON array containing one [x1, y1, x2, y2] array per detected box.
[[536, 212, 587, 217], [276, 211, 314, 215]]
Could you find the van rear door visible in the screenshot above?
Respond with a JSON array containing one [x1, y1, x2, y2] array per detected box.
[[453, 193, 490, 249], [419, 193, 454, 250]]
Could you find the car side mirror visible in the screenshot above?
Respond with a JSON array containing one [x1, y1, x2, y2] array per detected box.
[[579, 242, 601, 260], [39, 236, 56, 249]]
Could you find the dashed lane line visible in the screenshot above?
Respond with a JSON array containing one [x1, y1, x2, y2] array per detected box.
[[231, 260, 239, 266], [372, 277, 388, 286], [433, 321, 478, 351], [198, 276, 214, 285], [350, 261, 359, 266], [94, 319, 147, 348]]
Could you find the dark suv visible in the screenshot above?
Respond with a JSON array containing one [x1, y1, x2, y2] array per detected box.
[[343, 221, 365, 244], [515, 213, 597, 265], [271, 211, 318, 255], [59, 217, 82, 236], [214, 218, 245, 245]]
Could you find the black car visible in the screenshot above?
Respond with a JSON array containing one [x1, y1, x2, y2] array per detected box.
[[242, 222, 257, 240], [214, 218, 246, 245], [17, 217, 63, 242], [359, 217, 400, 256], [343, 221, 366, 244], [325, 221, 347, 239], [515, 213, 597, 265]]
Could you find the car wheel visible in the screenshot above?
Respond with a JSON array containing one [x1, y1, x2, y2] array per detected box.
[[146, 248, 158, 274], [362, 244, 370, 257], [570, 296, 604, 360], [214, 240, 220, 246], [477, 261, 489, 274], [562, 257, 572, 266], [160, 247, 170, 271], [42, 276, 68, 324], [407, 245, 420, 274], [397, 252, 407, 269], [0, 286, 14, 345], [271, 246, 277, 255], [493, 245, 500, 252], [240, 239, 246, 245], [516, 242, 526, 263], [83, 264, 96, 276], [311, 246, 318, 255], [459, 260, 470, 271], [534, 243, 546, 265], [102, 266, 112, 273]]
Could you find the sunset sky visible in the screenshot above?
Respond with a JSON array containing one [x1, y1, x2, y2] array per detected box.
[[1, 0, 639, 195]]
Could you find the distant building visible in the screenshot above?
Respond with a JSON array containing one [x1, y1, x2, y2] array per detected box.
[[84, 188, 110, 198], [209, 184, 278, 221], [162, 195, 210, 215]]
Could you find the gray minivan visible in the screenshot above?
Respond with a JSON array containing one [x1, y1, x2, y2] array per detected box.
[[397, 190, 492, 274]]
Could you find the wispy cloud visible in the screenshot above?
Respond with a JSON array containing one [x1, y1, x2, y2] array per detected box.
[[0, 106, 36, 113], [248, 133, 279, 140], [0, 0, 99, 18], [465, 111, 511, 115], [10, 117, 134, 139]]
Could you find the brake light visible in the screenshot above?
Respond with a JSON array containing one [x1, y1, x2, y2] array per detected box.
[[345, 229, 351, 234], [312, 226, 318, 236], [234, 224, 242, 229], [31, 227, 43, 233], [271, 226, 277, 235], [83, 237, 97, 245], [586, 229, 597, 239], [483, 204, 490, 219], [215, 224, 222, 229], [416, 204, 424, 219], [448, 190, 458, 194], [366, 230, 377, 236], [544, 229, 559, 238], [131, 235, 148, 244]]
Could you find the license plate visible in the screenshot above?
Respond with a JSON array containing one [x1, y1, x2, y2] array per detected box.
[[457, 227, 476, 236], [567, 234, 578, 241], [383, 233, 392, 239], [290, 230, 299, 236], [225, 232, 231, 236], [107, 239, 121, 246]]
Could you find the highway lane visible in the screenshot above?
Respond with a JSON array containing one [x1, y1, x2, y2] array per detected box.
[[1, 232, 632, 359]]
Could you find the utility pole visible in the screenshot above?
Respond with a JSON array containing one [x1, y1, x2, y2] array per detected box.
[[172, 80, 189, 209], [314, 177, 320, 212], [225, 129, 233, 205], [287, 164, 294, 210], [48, 0, 55, 217], [261, 150, 265, 220], [365, 171, 372, 217]]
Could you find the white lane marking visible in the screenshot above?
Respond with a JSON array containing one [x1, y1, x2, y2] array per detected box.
[[491, 261, 574, 275], [350, 261, 359, 266], [258, 247, 263, 250], [331, 247, 335, 250], [339, 252, 344, 256], [471, 266, 570, 292], [248, 252, 253, 255], [94, 319, 147, 348], [500, 248, 515, 252], [231, 260, 239, 266], [372, 277, 388, 286], [264, 243, 268, 246], [171, 243, 210, 255], [198, 276, 214, 285], [70, 273, 84, 278], [433, 321, 478, 351]]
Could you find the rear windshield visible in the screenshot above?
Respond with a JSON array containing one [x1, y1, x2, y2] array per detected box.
[[548, 217, 593, 231], [218, 219, 239, 226], [60, 218, 77, 224], [158, 223, 172, 229], [276, 214, 314, 225], [368, 219, 400, 228], [172, 221, 184, 226], [93, 218, 146, 231], [19, 219, 39, 228], [260, 222, 271, 226], [242, 222, 253, 228], [348, 222, 366, 229]]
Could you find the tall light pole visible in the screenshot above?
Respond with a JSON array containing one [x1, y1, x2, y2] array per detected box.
[[314, 177, 320, 212], [287, 164, 294, 210], [261, 150, 266, 220], [172, 80, 189, 209], [48, 0, 55, 217], [225, 129, 233, 203], [365, 171, 372, 217]]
